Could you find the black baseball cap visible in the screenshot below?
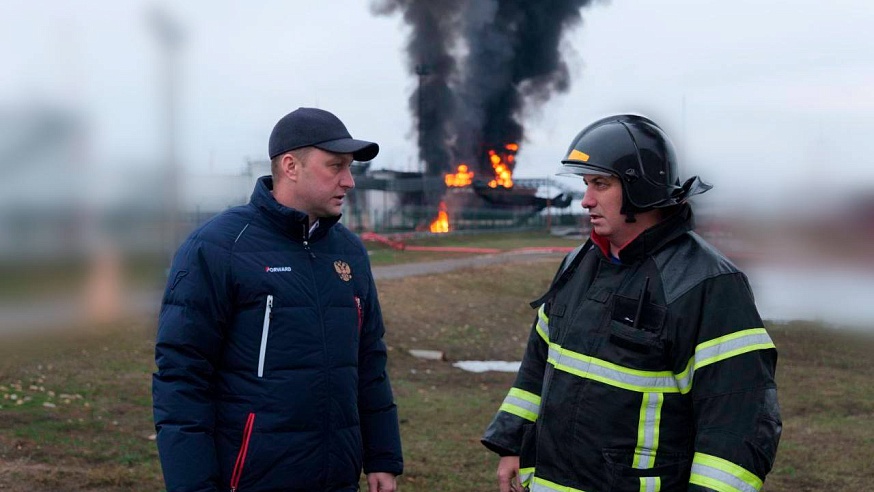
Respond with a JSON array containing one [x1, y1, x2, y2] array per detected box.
[[268, 107, 379, 162]]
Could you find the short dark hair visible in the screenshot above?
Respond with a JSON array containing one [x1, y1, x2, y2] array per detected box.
[[271, 147, 313, 179]]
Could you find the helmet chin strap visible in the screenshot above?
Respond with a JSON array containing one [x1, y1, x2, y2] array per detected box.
[[621, 188, 639, 223]]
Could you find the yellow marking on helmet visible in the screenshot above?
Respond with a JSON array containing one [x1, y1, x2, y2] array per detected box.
[[568, 149, 589, 162]]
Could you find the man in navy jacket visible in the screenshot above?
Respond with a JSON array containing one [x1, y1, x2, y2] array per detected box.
[[153, 107, 403, 492]]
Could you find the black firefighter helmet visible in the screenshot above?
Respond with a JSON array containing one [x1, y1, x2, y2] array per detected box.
[[560, 114, 712, 217]]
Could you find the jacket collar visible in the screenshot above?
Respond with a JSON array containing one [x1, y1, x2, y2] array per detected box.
[[591, 204, 694, 264], [249, 176, 341, 242]]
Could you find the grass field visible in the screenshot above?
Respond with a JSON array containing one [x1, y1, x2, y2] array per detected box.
[[0, 231, 580, 301], [363, 230, 582, 265], [1, 246, 872, 490]]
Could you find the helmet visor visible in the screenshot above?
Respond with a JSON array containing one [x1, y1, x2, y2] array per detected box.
[[557, 161, 614, 178]]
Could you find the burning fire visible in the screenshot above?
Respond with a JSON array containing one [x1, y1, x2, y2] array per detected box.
[[430, 142, 519, 233], [442, 142, 518, 189], [429, 201, 450, 233], [445, 164, 474, 187], [488, 142, 517, 188]]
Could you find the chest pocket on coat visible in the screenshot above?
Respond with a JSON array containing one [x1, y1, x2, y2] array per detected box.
[[605, 294, 668, 370]]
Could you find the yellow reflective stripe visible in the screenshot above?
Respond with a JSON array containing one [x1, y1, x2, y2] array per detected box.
[[530, 476, 589, 492], [519, 467, 535, 487], [499, 387, 541, 422], [536, 305, 549, 342], [695, 328, 775, 366], [674, 328, 775, 394], [509, 387, 541, 405], [690, 452, 763, 492], [546, 329, 774, 394], [639, 476, 661, 492], [633, 393, 664, 492], [499, 403, 538, 422], [548, 345, 680, 393], [499, 404, 536, 422], [633, 393, 663, 469]]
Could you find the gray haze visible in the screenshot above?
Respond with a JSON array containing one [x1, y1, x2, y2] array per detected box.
[[2, 0, 873, 214], [3, 0, 874, 330]]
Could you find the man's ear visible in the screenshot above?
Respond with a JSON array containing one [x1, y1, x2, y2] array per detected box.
[[282, 153, 298, 182]]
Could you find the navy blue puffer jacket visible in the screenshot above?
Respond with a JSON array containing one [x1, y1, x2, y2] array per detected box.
[[153, 176, 403, 492]]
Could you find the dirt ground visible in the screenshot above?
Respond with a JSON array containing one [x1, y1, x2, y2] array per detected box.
[[1, 256, 872, 491]]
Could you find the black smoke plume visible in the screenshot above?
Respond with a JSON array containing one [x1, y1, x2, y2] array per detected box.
[[372, 0, 596, 178]]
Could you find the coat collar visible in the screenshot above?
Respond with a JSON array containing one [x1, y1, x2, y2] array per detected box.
[[249, 175, 341, 242], [591, 204, 694, 264]]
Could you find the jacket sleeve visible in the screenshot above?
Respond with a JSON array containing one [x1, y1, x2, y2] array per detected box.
[[679, 273, 782, 492], [152, 235, 231, 492], [358, 267, 404, 476], [481, 303, 550, 456]]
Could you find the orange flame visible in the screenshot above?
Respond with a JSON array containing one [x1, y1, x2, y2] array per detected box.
[[441, 142, 518, 189], [444, 163, 474, 187], [486, 145, 515, 188], [429, 201, 450, 233]]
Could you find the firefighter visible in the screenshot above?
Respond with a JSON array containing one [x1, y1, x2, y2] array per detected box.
[[482, 114, 781, 492]]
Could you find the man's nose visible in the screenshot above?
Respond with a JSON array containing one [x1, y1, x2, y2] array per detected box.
[[340, 168, 355, 189], [580, 189, 594, 209]]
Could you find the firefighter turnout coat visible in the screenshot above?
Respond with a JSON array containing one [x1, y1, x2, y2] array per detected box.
[[482, 205, 781, 492]]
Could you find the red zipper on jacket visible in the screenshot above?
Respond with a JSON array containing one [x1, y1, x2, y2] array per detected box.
[[230, 412, 256, 492], [354, 296, 363, 334]]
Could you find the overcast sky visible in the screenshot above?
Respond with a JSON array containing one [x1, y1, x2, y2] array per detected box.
[[3, 0, 874, 212]]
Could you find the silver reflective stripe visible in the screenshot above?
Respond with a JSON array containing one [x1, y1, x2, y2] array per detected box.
[[548, 345, 678, 393], [519, 467, 534, 487], [545, 329, 773, 394], [529, 477, 588, 492], [257, 295, 273, 378], [536, 305, 549, 342], [633, 393, 663, 492], [633, 393, 663, 469], [675, 329, 775, 394], [690, 452, 763, 492], [530, 483, 562, 492], [500, 388, 541, 422], [504, 395, 539, 417], [690, 463, 759, 492], [640, 477, 660, 492]]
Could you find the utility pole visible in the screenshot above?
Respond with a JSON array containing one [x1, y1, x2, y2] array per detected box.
[[414, 63, 429, 175], [148, 7, 184, 266]]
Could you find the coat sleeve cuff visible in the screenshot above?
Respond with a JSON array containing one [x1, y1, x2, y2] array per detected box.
[[363, 458, 403, 476], [481, 438, 518, 457]]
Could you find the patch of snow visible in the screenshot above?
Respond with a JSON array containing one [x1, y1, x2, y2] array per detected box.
[[452, 360, 521, 373]]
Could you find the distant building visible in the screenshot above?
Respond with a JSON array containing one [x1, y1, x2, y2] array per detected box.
[[0, 106, 582, 262]]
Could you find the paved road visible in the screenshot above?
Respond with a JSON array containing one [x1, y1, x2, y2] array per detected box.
[[372, 250, 563, 279], [0, 251, 566, 334], [9, 251, 871, 333]]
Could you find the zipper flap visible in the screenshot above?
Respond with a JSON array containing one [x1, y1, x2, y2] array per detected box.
[[257, 295, 273, 378]]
